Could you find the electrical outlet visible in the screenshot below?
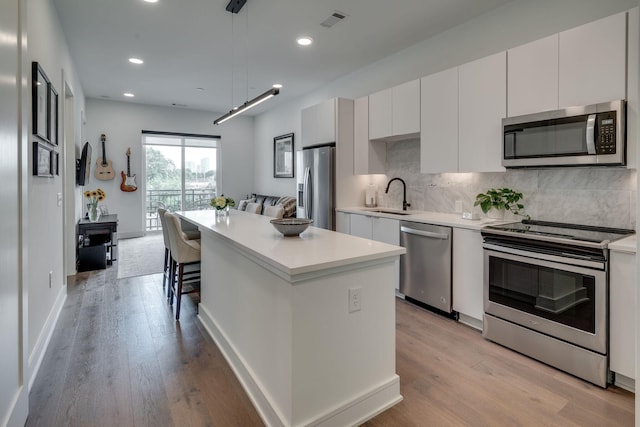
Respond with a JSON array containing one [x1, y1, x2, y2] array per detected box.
[[349, 287, 362, 313], [49, 271, 53, 288], [454, 200, 464, 213]]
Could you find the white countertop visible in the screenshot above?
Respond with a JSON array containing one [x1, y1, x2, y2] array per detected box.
[[176, 209, 405, 278], [337, 207, 516, 231], [609, 234, 637, 254]]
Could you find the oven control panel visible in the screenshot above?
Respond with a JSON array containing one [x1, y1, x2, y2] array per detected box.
[[596, 111, 617, 154]]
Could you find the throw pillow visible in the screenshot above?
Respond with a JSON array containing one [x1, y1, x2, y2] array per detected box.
[[237, 198, 256, 211]]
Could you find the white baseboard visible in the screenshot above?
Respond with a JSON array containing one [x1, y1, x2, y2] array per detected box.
[[198, 304, 402, 427], [613, 372, 635, 393], [4, 384, 28, 427], [458, 313, 483, 331], [28, 285, 67, 390]]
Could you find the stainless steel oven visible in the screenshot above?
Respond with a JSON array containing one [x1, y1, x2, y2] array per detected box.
[[481, 220, 633, 387]]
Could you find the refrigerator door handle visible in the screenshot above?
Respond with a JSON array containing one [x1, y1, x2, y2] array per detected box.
[[303, 167, 312, 219]]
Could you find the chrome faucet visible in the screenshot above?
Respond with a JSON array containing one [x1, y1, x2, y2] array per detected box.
[[385, 178, 411, 211]]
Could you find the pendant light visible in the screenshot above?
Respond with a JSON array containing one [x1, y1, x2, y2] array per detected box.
[[214, 0, 279, 125]]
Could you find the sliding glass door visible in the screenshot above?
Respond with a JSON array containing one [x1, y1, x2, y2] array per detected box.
[[143, 133, 219, 230]]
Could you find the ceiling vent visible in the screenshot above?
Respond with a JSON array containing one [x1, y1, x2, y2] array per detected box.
[[321, 11, 348, 28]]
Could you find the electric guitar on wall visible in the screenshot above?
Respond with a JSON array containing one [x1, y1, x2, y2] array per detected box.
[[94, 133, 116, 180], [120, 148, 137, 192]]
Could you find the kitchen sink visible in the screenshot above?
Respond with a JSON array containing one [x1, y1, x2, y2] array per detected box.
[[369, 209, 412, 216]]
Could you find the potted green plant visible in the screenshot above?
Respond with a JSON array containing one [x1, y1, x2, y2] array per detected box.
[[474, 187, 527, 219]]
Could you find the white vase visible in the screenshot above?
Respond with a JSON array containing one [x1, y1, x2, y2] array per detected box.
[[487, 208, 505, 220]]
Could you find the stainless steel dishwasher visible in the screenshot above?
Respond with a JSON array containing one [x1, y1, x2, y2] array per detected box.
[[400, 221, 454, 315]]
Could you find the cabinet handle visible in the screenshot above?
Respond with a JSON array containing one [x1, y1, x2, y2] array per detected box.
[[401, 226, 449, 240]]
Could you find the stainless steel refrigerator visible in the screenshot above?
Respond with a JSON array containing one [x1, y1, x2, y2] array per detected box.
[[296, 144, 335, 230]]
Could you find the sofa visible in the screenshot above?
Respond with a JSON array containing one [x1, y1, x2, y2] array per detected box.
[[236, 194, 297, 218]]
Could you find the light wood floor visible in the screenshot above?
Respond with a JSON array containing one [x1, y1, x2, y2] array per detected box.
[[27, 269, 634, 426]]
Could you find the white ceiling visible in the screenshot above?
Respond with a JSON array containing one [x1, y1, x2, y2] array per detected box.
[[52, 0, 512, 116]]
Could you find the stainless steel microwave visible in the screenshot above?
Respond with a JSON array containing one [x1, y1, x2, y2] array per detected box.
[[502, 100, 626, 168]]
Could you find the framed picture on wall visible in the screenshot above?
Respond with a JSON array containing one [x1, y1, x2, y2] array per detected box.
[[33, 141, 54, 177], [32, 62, 50, 143], [273, 133, 294, 178], [48, 83, 58, 146]]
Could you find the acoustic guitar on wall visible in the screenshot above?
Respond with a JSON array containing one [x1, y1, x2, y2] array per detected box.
[[94, 133, 115, 180], [120, 148, 137, 192]]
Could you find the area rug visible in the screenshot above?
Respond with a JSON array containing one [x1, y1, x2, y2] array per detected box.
[[117, 233, 165, 279]]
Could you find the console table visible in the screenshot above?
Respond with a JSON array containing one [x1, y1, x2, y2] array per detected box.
[[77, 214, 118, 272]]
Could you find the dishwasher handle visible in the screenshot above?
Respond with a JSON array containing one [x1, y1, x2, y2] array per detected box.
[[401, 226, 449, 240]]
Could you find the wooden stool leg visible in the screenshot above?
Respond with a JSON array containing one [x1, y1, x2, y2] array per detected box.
[[162, 248, 169, 290], [176, 263, 184, 320], [169, 258, 176, 304]]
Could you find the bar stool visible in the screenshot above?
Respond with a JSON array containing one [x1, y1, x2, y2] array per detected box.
[[163, 212, 201, 320], [157, 207, 172, 293], [263, 205, 284, 218], [245, 202, 262, 214]]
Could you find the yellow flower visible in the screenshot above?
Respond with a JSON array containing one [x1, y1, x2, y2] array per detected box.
[[84, 188, 107, 202]]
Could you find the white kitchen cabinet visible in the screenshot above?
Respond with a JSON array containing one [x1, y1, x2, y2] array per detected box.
[[626, 7, 638, 170], [335, 211, 350, 234], [368, 88, 392, 141], [452, 228, 484, 330], [458, 51, 506, 173], [393, 79, 421, 137], [507, 34, 559, 117], [372, 217, 400, 246], [354, 96, 386, 175], [369, 79, 420, 141], [345, 213, 400, 291], [301, 98, 336, 148], [559, 12, 627, 107], [420, 67, 458, 173], [609, 249, 636, 387], [349, 213, 372, 239]]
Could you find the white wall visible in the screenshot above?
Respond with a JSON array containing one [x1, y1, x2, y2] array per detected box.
[[253, 0, 637, 198], [0, 0, 28, 425], [26, 0, 85, 388], [85, 99, 254, 237]]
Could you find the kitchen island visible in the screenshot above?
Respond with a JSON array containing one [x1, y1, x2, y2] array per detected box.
[[177, 209, 405, 427]]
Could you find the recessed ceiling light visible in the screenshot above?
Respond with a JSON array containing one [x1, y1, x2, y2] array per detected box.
[[128, 57, 144, 65], [143, 0, 158, 3], [272, 83, 283, 89], [297, 36, 313, 46], [123, 93, 135, 98]]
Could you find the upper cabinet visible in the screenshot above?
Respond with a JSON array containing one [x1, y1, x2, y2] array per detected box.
[[354, 96, 386, 175], [420, 67, 459, 173], [507, 35, 559, 117], [458, 52, 507, 173], [369, 79, 420, 141], [507, 12, 627, 116], [420, 52, 506, 174], [301, 98, 336, 148], [559, 12, 626, 108]]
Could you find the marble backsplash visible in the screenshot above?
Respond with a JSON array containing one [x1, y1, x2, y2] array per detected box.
[[378, 139, 637, 230]]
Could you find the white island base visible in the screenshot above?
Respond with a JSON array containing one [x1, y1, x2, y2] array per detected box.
[[179, 210, 403, 427]]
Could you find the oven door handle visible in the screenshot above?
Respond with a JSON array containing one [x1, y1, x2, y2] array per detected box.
[[483, 243, 605, 270], [586, 113, 597, 155]]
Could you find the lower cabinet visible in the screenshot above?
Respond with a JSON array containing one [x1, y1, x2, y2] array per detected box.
[[609, 249, 636, 390], [452, 228, 484, 330], [343, 213, 400, 291]]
